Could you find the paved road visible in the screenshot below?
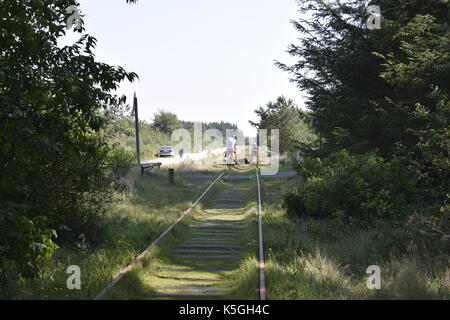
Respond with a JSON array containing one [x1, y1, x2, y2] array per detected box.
[[142, 148, 226, 167]]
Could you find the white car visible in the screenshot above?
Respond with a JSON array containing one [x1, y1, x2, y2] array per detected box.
[[159, 146, 175, 157]]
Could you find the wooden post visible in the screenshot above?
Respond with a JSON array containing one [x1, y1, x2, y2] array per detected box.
[[133, 92, 141, 166], [169, 168, 175, 184]]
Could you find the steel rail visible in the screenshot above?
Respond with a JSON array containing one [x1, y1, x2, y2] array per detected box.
[[256, 169, 267, 300], [94, 171, 225, 300]]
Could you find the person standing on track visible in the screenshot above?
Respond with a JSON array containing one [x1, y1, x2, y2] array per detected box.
[[226, 135, 237, 167]]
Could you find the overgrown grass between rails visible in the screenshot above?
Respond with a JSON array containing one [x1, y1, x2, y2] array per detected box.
[[0, 166, 224, 299], [107, 167, 261, 300], [259, 169, 450, 300]]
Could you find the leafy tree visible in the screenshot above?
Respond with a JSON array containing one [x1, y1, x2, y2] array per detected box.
[[152, 110, 183, 135], [0, 0, 137, 275], [250, 96, 315, 154]]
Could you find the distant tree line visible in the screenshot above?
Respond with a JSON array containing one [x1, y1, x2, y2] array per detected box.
[[181, 120, 239, 136], [149, 110, 239, 137]]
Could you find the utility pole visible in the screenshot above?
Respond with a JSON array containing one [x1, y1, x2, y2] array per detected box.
[[256, 131, 260, 168], [133, 92, 141, 166]]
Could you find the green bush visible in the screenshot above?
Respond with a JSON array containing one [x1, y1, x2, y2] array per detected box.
[[284, 150, 420, 221], [400, 206, 450, 256], [106, 146, 135, 180], [0, 203, 58, 277]]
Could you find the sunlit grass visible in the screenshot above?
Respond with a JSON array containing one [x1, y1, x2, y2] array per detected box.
[[259, 170, 450, 300], [107, 168, 261, 300], [1, 166, 223, 299]]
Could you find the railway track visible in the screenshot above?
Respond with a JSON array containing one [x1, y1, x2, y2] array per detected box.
[[95, 167, 266, 300]]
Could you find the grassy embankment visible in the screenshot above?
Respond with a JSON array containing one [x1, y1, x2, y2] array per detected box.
[[252, 164, 450, 300], [4, 161, 447, 300], [1, 163, 224, 299]]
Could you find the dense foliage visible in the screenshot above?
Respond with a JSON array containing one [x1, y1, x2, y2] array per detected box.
[[277, 0, 449, 158], [279, 0, 449, 250], [284, 150, 420, 220], [0, 0, 137, 276]]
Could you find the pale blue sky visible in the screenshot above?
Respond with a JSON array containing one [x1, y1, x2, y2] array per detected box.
[[61, 0, 305, 136]]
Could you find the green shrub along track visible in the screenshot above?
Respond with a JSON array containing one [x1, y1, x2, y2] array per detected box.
[[97, 166, 267, 300]]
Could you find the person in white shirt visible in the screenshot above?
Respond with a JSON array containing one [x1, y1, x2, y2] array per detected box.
[[226, 135, 237, 167], [251, 143, 258, 164]]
